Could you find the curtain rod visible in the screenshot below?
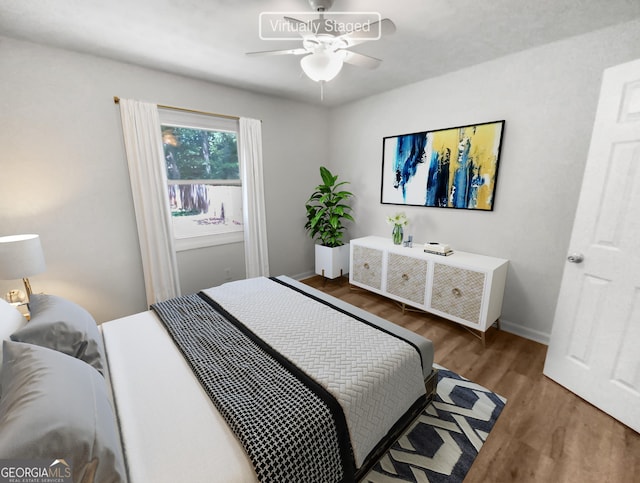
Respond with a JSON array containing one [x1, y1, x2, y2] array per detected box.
[[113, 96, 240, 121]]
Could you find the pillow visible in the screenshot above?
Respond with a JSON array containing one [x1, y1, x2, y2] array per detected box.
[[0, 340, 127, 483], [0, 298, 27, 365], [11, 294, 106, 375]]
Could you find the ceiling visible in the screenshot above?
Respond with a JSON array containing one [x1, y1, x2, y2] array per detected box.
[[1, 0, 639, 106]]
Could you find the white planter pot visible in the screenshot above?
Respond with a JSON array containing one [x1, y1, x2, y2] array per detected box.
[[315, 243, 350, 279]]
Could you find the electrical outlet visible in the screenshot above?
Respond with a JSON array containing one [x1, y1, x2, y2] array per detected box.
[[224, 268, 232, 281]]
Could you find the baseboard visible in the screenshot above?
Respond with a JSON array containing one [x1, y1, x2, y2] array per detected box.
[[291, 270, 352, 282], [499, 318, 550, 345], [289, 270, 316, 281]]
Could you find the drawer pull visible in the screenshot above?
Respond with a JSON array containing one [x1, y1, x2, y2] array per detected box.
[[363, 263, 370, 270], [401, 274, 409, 281], [452, 288, 462, 297]]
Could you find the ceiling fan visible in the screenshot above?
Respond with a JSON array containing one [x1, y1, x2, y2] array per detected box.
[[247, 0, 396, 83]]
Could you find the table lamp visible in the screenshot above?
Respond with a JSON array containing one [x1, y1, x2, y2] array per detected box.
[[0, 234, 46, 299]]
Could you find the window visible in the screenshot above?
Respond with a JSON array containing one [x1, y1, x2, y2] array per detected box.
[[159, 109, 242, 251]]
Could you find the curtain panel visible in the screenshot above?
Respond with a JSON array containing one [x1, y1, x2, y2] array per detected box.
[[239, 118, 270, 278], [118, 99, 181, 305]]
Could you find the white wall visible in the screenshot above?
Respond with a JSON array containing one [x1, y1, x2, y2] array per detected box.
[[328, 19, 640, 343], [0, 36, 328, 322]]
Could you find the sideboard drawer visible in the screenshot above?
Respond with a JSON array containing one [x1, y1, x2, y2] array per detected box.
[[386, 253, 428, 305], [430, 263, 485, 324], [351, 245, 383, 290]]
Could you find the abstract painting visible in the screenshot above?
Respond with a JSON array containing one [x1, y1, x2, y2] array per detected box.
[[380, 120, 505, 210]]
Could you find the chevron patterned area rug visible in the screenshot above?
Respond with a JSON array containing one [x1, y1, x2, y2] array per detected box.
[[363, 365, 507, 483]]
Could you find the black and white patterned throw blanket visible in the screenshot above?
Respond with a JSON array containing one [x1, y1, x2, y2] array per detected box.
[[151, 293, 355, 483]]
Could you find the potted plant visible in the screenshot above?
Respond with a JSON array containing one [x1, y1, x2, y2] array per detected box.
[[305, 166, 354, 279]]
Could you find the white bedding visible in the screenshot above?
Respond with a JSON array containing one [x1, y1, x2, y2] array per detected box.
[[203, 277, 425, 467], [103, 311, 258, 483], [275, 276, 434, 378], [102, 276, 434, 482]]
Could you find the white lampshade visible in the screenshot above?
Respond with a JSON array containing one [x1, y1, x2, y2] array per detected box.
[[300, 51, 344, 82], [0, 234, 46, 280]]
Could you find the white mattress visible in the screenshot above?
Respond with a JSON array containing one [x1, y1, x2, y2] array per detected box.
[[102, 276, 434, 482]]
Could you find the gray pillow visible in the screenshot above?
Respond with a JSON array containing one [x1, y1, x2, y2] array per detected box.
[[11, 294, 105, 375], [0, 340, 127, 483], [0, 298, 27, 367]]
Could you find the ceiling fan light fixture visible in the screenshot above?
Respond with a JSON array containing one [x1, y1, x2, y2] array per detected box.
[[300, 51, 344, 82]]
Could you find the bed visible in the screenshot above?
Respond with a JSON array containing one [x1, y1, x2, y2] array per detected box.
[[0, 276, 436, 483]]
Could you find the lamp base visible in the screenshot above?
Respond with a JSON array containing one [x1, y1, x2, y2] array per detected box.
[[4, 289, 27, 303], [22, 277, 34, 298]]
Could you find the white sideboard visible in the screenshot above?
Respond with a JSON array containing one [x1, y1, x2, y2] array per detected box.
[[349, 236, 508, 345]]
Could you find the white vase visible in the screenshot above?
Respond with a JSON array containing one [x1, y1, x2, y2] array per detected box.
[[315, 243, 350, 279]]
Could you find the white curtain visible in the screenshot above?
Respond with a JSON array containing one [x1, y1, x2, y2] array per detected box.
[[239, 118, 270, 278], [119, 99, 181, 305]]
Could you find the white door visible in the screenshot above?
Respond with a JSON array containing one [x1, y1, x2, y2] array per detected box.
[[543, 58, 640, 433]]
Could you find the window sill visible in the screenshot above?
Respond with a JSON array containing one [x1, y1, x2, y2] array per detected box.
[[175, 232, 244, 251]]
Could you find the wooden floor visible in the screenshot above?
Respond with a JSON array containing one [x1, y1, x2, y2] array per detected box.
[[302, 276, 640, 483]]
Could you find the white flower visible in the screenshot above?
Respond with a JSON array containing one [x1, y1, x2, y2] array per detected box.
[[386, 212, 408, 226]]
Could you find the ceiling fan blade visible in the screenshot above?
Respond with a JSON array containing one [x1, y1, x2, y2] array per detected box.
[[246, 48, 308, 56], [341, 50, 382, 69], [378, 18, 397, 36], [284, 16, 306, 27], [341, 18, 396, 46]]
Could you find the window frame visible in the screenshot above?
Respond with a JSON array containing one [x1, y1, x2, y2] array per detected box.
[[158, 108, 243, 251]]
